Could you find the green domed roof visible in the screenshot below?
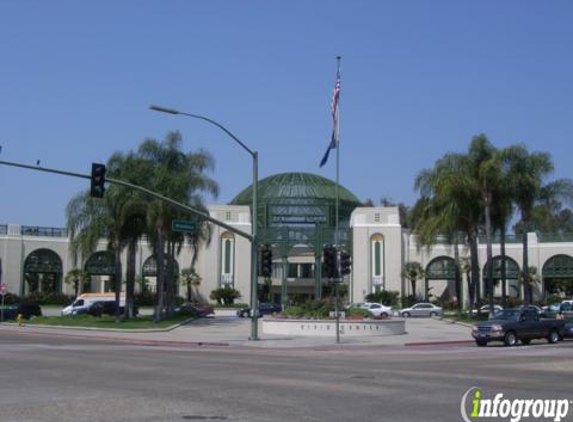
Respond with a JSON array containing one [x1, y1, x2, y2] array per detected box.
[[230, 172, 361, 228]]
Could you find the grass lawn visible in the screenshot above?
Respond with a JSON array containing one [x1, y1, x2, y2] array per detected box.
[[26, 314, 191, 329]]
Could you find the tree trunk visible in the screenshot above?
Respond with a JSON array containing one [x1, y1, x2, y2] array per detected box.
[[500, 226, 507, 308], [468, 234, 480, 318], [454, 239, 462, 319], [113, 246, 122, 324], [522, 231, 530, 304], [154, 227, 166, 322], [125, 239, 137, 319], [485, 202, 494, 316]]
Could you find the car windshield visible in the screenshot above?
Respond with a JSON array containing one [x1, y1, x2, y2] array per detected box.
[[491, 310, 520, 321]]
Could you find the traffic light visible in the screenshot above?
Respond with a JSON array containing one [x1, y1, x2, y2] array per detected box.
[[260, 245, 273, 277], [322, 245, 338, 279], [340, 252, 352, 276], [90, 163, 106, 198]]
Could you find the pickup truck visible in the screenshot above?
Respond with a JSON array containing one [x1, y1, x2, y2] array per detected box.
[[471, 308, 565, 347]]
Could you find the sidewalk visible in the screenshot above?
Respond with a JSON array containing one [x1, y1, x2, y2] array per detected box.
[[0, 316, 473, 349]]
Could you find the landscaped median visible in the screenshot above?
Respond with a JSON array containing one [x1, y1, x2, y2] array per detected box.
[[18, 314, 194, 330]]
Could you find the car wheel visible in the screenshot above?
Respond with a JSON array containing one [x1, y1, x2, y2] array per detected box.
[[548, 329, 560, 344], [429, 312, 437, 317], [504, 331, 517, 347], [475, 340, 487, 347], [381, 312, 388, 318], [402, 312, 410, 318], [521, 339, 531, 345]]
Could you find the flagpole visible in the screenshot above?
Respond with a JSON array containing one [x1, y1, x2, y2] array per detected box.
[[335, 56, 341, 248], [334, 56, 341, 344]]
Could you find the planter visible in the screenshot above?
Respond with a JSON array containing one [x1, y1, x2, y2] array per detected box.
[[262, 318, 406, 337]]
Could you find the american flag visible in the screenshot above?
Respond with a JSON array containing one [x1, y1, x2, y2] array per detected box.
[[320, 73, 341, 167], [331, 75, 341, 130]]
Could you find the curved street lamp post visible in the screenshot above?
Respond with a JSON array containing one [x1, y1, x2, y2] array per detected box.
[[149, 105, 260, 341]]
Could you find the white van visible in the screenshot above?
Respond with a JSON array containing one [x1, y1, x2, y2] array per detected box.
[[62, 293, 125, 316]]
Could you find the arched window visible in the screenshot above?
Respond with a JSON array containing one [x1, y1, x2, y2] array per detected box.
[[370, 234, 384, 291], [23, 249, 63, 294], [221, 232, 235, 286]]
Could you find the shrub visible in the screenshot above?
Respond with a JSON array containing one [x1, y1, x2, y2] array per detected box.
[[25, 292, 73, 306], [504, 297, 524, 308], [135, 290, 155, 307], [365, 290, 400, 306], [210, 286, 242, 305], [346, 308, 374, 319]]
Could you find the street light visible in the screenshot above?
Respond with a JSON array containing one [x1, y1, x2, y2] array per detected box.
[[150, 104, 260, 340]]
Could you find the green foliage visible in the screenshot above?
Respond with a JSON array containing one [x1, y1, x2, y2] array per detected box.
[[504, 297, 524, 308], [280, 299, 341, 319], [26, 292, 74, 305], [210, 286, 242, 305], [212, 302, 249, 308], [365, 290, 400, 306], [346, 308, 374, 318], [401, 294, 424, 308], [134, 290, 155, 307]]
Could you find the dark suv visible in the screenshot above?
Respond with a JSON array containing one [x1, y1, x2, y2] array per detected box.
[[0, 302, 42, 320], [237, 302, 282, 318]]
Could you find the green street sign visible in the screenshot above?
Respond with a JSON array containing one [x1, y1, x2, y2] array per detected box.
[[172, 219, 197, 233]]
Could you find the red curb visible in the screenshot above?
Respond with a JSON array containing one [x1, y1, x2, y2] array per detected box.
[[404, 340, 475, 347], [4, 328, 230, 348]]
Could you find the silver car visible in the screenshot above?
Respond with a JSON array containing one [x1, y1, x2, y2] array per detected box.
[[400, 302, 442, 317]]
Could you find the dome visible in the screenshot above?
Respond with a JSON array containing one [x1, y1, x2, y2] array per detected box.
[[229, 172, 361, 228]]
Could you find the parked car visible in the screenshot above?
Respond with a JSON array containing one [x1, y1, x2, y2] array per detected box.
[[85, 301, 139, 317], [358, 302, 393, 318], [399, 303, 442, 318], [471, 308, 565, 347], [478, 304, 503, 315], [174, 303, 214, 318], [62, 293, 125, 316], [237, 302, 281, 318], [563, 321, 573, 339], [0, 302, 42, 320]]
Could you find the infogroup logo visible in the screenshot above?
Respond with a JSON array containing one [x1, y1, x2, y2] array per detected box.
[[461, 387, 571, 422]]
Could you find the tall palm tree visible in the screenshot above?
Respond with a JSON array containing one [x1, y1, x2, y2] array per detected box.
[[136, 131, 219, 321], [504, 144, 573, 303], [414, 151, 483, 315], [67, 153, 145, 322]]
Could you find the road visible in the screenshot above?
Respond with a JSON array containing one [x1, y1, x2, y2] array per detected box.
[[1, 330, 572, 422]]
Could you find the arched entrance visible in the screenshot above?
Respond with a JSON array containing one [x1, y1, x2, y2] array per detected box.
[[23, 249, 63, 295], [483, 256, 520, 299], [542, 254, 573, 299], [425, 257, 456, 301], [84, 251, 116, 293], [142, 255, 180, 293]]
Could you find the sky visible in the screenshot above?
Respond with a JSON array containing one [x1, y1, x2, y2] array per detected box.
[[1, 0, 572, 227]]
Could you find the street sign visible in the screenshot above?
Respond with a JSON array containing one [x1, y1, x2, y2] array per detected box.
[[172, 219, 197, 233], [0, 282, 6, 295]]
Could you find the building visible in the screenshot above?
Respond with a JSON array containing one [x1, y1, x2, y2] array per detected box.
[[2, 172, 573, 304]]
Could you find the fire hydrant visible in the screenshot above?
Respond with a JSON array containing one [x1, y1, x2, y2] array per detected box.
[[16, 313, 24, 327]]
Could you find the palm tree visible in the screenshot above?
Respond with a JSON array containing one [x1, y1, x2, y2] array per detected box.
[[504, 144, 573, 303], [106, 151, 148, 319], [64, 269, 90, 297], [67, 153, 144, 322], [414, 151, 483, 314], [136, 131, 219, 321], [401, 262, 425, 300]]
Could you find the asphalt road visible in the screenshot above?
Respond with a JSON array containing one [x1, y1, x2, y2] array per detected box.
[[1, 331, 572, 422]]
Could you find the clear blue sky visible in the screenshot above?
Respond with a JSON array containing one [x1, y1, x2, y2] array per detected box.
[[1, 0, 572, 227]]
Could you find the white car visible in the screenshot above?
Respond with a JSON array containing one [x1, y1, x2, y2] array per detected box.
[[478, 304, 503, 315], [399, 302, 442, 318], [359, 302, 393, 318]]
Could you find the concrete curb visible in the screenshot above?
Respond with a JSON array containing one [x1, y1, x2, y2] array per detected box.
[[1, 317, 195, 333], [404, 340, 475, 347], [437, 317, 475, 329]]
